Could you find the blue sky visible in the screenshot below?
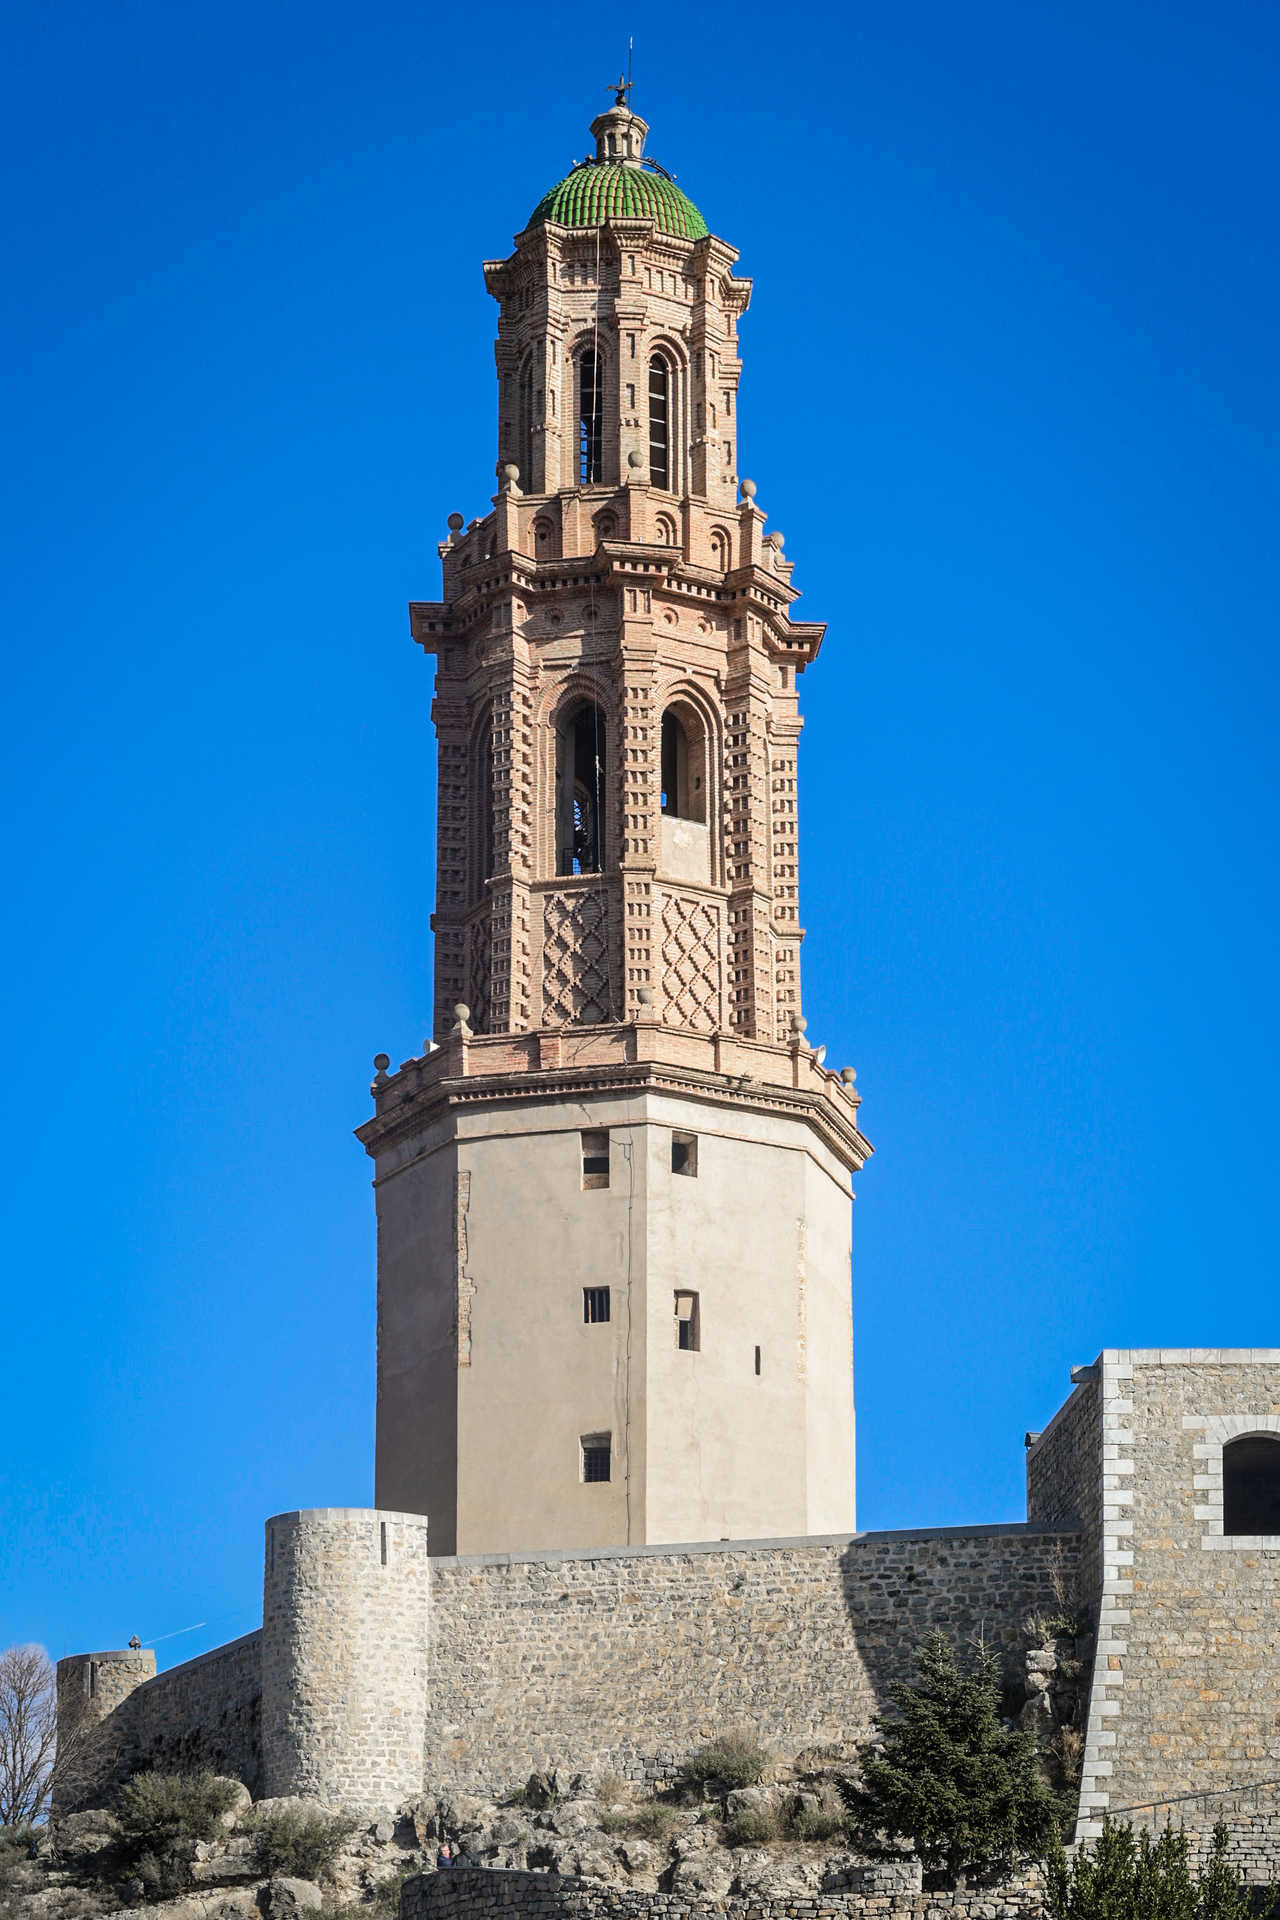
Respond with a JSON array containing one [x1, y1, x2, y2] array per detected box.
[[2, 0, 1277, 1668]]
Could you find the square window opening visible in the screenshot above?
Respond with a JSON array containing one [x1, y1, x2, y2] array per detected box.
[[675, 1291, 700, 1352], [583, 1286, 611, 1324], [581, 1129, 610, 1190], [671, 1131, 698, 1177], [581, 1433, 612, 1482]]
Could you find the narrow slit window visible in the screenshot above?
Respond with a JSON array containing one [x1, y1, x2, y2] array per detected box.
[[583, 1286, 611, 1324], [671, 1131, 698, 1177], [675, 1290, 700, 1351], [581, 1130, 610, 1189], [649, 356, 669, 490], [578, 348, 603, 484], [754, 1345, 762, 1376], [380, 1521, 388, 1566], [581, 1433, 612, 1482]]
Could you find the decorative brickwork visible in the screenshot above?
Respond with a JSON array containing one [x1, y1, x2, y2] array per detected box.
[[658, 892, 722, 1031], [542, 888, 613, 1026]]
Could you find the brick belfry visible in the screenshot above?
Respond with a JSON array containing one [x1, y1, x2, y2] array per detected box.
[[357, 89, 872, 1556]]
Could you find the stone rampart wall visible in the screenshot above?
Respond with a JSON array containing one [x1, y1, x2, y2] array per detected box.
[[1026, 1375, 1102, 1607], [60, 1632, 263, 1808], [400, 1868, 1046, 1920], [426, 1527, 1079, 1793]]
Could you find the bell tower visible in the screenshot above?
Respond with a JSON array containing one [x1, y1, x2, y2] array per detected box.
[[358, 95, 872, 1557]]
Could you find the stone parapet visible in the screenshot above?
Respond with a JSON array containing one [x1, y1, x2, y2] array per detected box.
[[400, 1868, 1047, 1920]]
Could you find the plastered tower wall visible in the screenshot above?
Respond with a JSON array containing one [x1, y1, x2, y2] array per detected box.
[[373, 1072, 857, 1556], [260, 1509, 429, 1812]]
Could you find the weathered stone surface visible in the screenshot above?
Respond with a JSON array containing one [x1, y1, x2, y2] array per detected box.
[[257, 1878, 322, 1919]]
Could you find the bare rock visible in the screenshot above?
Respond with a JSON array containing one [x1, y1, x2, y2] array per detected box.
[[257, 1879, 323, 1919], [668, 1851, 735, 1900]]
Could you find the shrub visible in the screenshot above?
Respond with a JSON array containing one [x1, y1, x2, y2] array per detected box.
[[599, 1804, 680, 1841], [724, 1807, 780, 1847], [679, 1731, 771, 1791], [115, 1771, 243, 1894], [249, 1805, 356, 1882], [0, 1826, 39, 1894], [1046, 1819, 1276, 1920], [789, 1806, 847, 1844]]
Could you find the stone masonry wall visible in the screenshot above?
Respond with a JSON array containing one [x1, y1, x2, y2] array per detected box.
[[261, 1509, 430, 1812], [1026, 1374, 1103, 1608], [1079, 1353, 1280, 1826], [425, 1526, 1080, 1792], [55, 1634, 262, 1810], [401, 1868, 1047, 1920]]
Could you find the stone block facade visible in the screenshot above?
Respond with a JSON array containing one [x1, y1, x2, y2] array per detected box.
[[1028, 1351, 1280, 1840]]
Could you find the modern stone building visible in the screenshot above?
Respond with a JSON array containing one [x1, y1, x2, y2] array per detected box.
[[56, 94, 1280, 1845]]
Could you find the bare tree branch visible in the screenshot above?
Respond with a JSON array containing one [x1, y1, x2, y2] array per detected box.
[[0, 1645, 58, 1827]]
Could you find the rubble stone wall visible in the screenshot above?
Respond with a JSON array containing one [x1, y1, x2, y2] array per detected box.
[[426, 1527, 1079, 1793], [401, 1867, 1048, 1920]]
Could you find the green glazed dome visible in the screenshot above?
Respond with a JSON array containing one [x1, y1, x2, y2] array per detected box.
[[528, 162, 709, 241]]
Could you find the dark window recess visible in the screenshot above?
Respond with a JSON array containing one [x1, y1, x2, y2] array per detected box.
[[579, 349, 603, 484], [557, 702, 605, 875], [671, 1131, 698, 1176], [581, 1130, 610, 1189], [754, 1345, 762, 1376], [649, 356, 669, 490], [675, 1291, 700, 1351], [1223, 1434, 1280, 1535], [583, 1287, 611, 1324], [582, 1434, 612, 1482]]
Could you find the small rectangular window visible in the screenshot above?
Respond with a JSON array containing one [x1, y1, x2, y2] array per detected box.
[[671, 1131, 698, 1177], [754, 1345, 762, 1376], [675, 1291, 700, 1352], [583, 1286, 611, 1324], [581, 1130, 610, 1189], [581, 1433, 611, 1482]]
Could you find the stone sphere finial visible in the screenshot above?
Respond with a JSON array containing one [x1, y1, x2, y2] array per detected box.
[[501, 464, 521, 492], [840, 1066, 857, 1086], [447, 512, 464, 533], [636, 984, 653, 1008], [628, 450, 643, 469], [769, 531, 785, 550], [739, 478, 757, 501], [451, 1003, 473, 1038], [789, 1010, 807, 1037]]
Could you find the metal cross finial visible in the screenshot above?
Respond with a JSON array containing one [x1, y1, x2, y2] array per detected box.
[[610, 72, 631, 108]]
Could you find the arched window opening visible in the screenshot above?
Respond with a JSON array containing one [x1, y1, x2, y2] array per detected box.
[[660, 707, 706, 822], [517, 357, 534, 490], [655, 513, 678, 547], [649, 355, 670, 490], [710, 526, 731, 571], [556, 701, 606, 875], [578, 349, 603, 485], [594, 511, 617, 543], [1223, 1435, 1280, 1536], [533, 515, 556, 558]]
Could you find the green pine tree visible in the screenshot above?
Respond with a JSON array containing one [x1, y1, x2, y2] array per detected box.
[[840, 1630, 1061, 1888]]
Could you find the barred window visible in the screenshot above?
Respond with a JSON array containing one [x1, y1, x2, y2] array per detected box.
[[583, 1287, 611, 1324], [581, 1433, 611, 1482], [675, 1291, 700, 1351]]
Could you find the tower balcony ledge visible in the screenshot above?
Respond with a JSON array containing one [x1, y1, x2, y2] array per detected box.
[[356, 1021, 871, 1172]]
